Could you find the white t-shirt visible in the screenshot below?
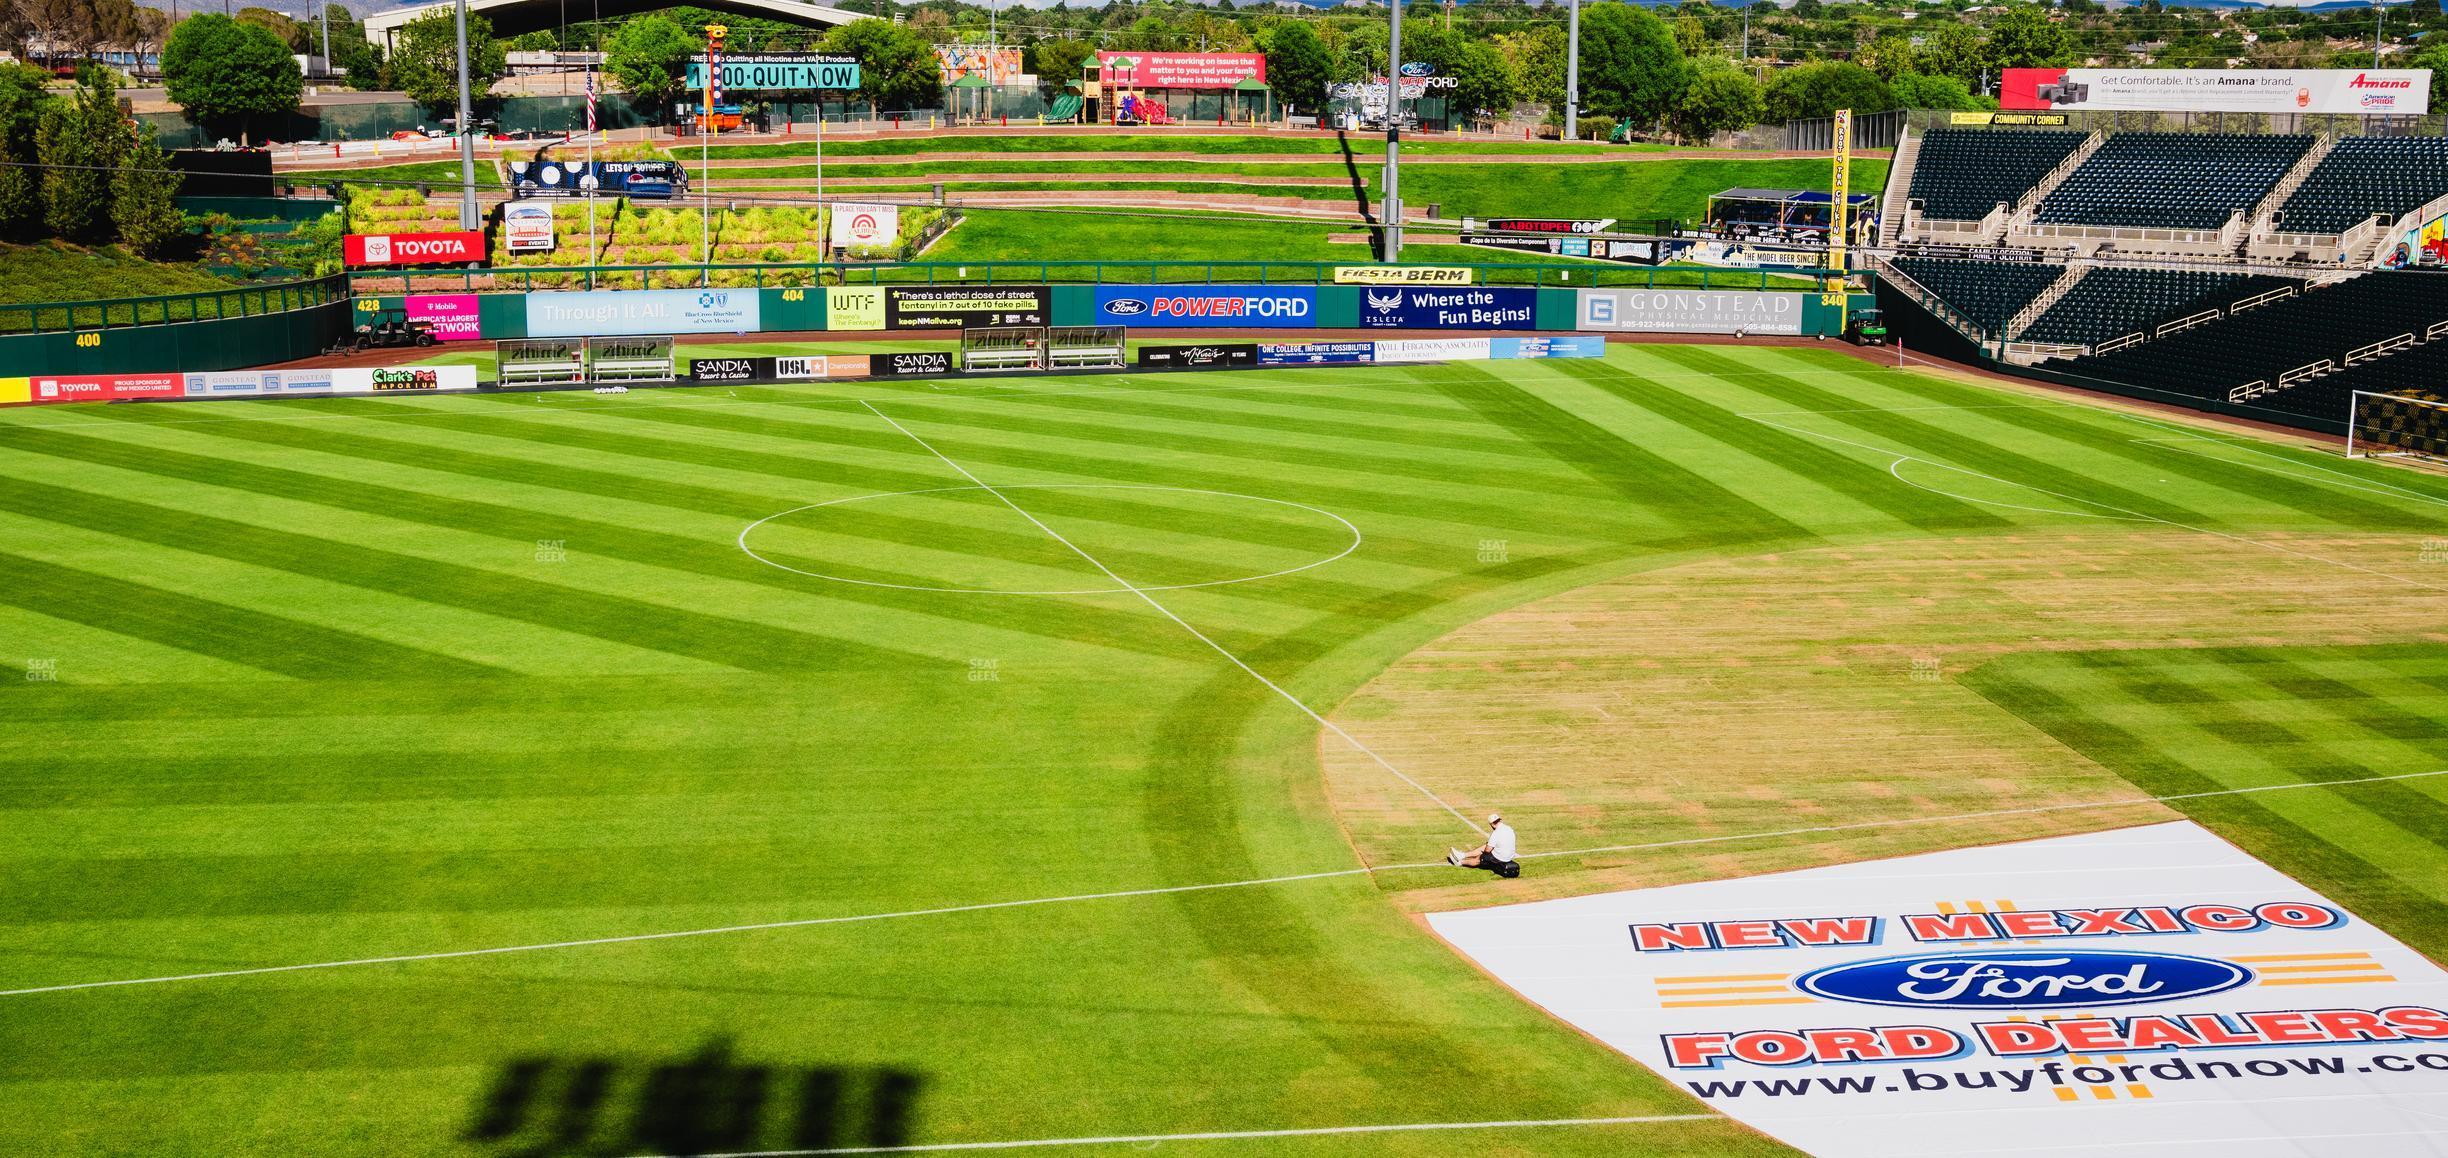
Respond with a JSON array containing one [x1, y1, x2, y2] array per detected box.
[[1488, 821, 1517, 862]]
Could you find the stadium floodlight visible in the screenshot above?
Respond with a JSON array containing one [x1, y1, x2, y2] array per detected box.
[[2347, 391, 2448, 461], [453, 0, 478, 231]]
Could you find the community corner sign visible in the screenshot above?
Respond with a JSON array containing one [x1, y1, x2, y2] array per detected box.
[[1428, 823, 2448, 1158], [2003, 68, 2431, 115]]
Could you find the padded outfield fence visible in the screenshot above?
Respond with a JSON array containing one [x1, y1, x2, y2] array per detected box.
[[345, 260, 1833, 296], [0, 274, 350, 335]]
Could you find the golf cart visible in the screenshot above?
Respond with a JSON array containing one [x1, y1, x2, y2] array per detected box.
[[350, 310, 438, 352], [1846, 307, 1889, 346]]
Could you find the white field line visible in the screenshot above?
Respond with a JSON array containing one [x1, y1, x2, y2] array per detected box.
[[1744, 413, 2448, 599], [653, 1114, 1721, 1157], [7, 769, 2442, 1000], [2126, 435, 2448, 511], [852, 400, 1484, 837]]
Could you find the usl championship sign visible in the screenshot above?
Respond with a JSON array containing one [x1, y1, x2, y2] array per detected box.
[[1431, 823, 2448, 1157], [2004, 68, 2431, 115], [343, 231, 485, 267]]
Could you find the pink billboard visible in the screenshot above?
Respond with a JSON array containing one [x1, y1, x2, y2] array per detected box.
[[1095, 52, 1264, 90], [406, 293, 483, 342]]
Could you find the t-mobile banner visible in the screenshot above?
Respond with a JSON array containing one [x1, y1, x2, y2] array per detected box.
[[2002, 68, 2431, 115], [1578, 289, 1805, 335], [1094, 285, 1317, 329], [406, 293, 483, 342], [1359, 286, 1536, 330], [1430, 822, 2448, 1158]]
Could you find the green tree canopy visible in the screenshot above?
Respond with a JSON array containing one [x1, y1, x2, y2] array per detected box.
[[1256, 21, 1332, 115], [820, 18, 940, 116], [160, 13, 304, 128], [1671, 54, 1763, 142], [604, 13, 700, 119], [1029, 37, 1095, 91], [0, 63, 50, 238], [1576, 2, 1690, 128], [1494, 24, 1565, 111], [389, 9, 508, 114], [1762, 60, 1896, 123], [38, 68, 124, 244], [1989, 4, 2075, 69], [1889, 71, 1992, 111], [1916, 22, 1991, 86], [112, 129, 185, 257]]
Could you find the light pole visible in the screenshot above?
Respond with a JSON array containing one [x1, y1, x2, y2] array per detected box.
[[1382, 0, 1404, 261], [1565, 0, 1581, 141], [703, 23, 726, 269], [453, 0, 478, 230]]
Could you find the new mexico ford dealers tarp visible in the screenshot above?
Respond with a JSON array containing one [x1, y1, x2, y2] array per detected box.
[[1359, 286, 1535, 330], [527, 289, 760, 337], [1430, 823, 2448, 1158], [1579, 289, 1805, 335], [1094, 285, 1317, 328]]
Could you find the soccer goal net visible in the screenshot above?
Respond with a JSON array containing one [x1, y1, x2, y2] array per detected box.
[[2347, 391, 2448, 461]]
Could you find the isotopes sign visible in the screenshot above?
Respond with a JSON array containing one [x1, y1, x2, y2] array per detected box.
[[2003, 68, 2432, 115], [343, 231, 485, 267], [1430, 822, 2448, 1158]]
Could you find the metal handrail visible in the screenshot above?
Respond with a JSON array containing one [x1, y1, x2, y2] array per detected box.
[[2346, 333, 2414, 366], [2229, 380, 2272, 402], [2155, 310, 2220, 338], [2279, 359, 2334, 387], [0, 274, 351, 335]]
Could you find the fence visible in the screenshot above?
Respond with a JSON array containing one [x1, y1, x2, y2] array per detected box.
[[0, 274, 351, 335], [349, 259, 1841, 296], [1891, 107, 2448, 139]]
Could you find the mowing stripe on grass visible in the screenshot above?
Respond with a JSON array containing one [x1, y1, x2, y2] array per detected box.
[[652, 1113, 1726, 1156]]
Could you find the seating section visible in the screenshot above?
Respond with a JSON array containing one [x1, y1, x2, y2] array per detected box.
[[2019, 269, 2300, 347], [2038, 134, 2313, 230], [2070, 274, 2448, 402], [1889, 256, 2065, 333], [2256, 342, 2448, 425], [2275, 137, 2448, 236], [1907, 128, 2089, 221]]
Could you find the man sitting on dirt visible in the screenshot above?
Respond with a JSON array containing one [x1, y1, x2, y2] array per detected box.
[[1448, 813, 1519, 876]]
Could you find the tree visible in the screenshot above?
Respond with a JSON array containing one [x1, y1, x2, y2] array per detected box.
[[1257, 21, 1332, 115], [389, 9, 508, 113], [1858, 30, 1918, 81], [0, 64, 48, 238], [1762, 61, 1895, 123], [112, 129, 184, 257], [820, 19, 940, 117], [1889, 71, 1990, 111], [37, 68, 124, 244], [2416, 39, 2448, 111], [1577, 2, 1690, 128], [1672, 55, 1763, 142], [160, 14, 303, 135], [604, 13, 699, 119], [1030, 37, 1095, 93], [235, 5, 305, 51], [1989, 5, 2073, 70], [1917, 22, 1991, 87], [1495, 24, 1566, 111]]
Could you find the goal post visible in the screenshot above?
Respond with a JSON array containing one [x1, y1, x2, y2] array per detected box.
[[2347, 391, 2448, 461]]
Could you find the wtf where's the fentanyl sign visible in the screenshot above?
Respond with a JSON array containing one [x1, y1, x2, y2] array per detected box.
[[1429, 823, 2448, 1157]]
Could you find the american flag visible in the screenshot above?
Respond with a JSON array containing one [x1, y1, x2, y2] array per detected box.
[[584, 69, 597, 133]]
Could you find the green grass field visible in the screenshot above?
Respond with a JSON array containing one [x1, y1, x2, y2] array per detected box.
[[2, 344, 2444, 1156], [698, 133, 1637, 159]]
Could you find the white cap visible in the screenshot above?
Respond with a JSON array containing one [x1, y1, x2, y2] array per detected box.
[[1488, 812, 1503, 825]]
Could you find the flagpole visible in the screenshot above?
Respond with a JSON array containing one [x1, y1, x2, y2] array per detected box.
[[586, 52, 597, 276]]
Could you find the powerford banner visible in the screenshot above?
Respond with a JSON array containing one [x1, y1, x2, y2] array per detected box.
[[343, 231, 484, 267], [2003, 68, 2431, 115], [1359, 286, 1535, 330], [1095, 52, 1264, 89], [1579, 289, 1804, 335], [1094, 285, 1316, 329], [1431, 822, 2448, 1158], [526, 289, 760, 337], [885, 286, 1049, 329], [406, 293, 482, 341]]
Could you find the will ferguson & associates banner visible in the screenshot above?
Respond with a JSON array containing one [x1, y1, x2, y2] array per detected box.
[[2003, 68, 2431, 116]]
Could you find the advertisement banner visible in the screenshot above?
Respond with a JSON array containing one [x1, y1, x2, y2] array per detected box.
[[406, 293, 483, 342], [1359, 286, 1536, 330], [526, 289, 760, 337], [271, 369, 334, 393], [686, 53, 858, 92], [330, 365, 480, 394], [1459, 233, 1660, 265], [1492, 335, 1607, 359], [2002, 68, 2431, 115], [1094, 284, 1317, 329], [344, 231, 486, 267], [1429, 822, 2448, 1158], [508, 159, 688, 199], [503, 203, 557, 253], [0, 377, 26, 406], [29, 374, 181, 403], [1095, 51, 1265, 89], [1333, 266, 1473, 286], [885, 285, 1050, 329], [1578, 289, 1805, 336], [1137, 343, 1258, 370], [1258, 341, 1373, 365], [1463, 217, 1617, 235], [826, 286, 886, 331], [182, 371, 277, 396], [936, 45, 1024, 85], [874, 351, 953, 378], [774, 354, 871, 379], [830, 204, 901, 251], [1373, 337, 1492, 363], [690, 356, 768, 383]]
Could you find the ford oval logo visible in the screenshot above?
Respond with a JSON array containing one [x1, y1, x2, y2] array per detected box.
[[1795, 950, 2251, 1010], [1400, 61, 1434, 77], [1106, 298, 1149, 316]]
